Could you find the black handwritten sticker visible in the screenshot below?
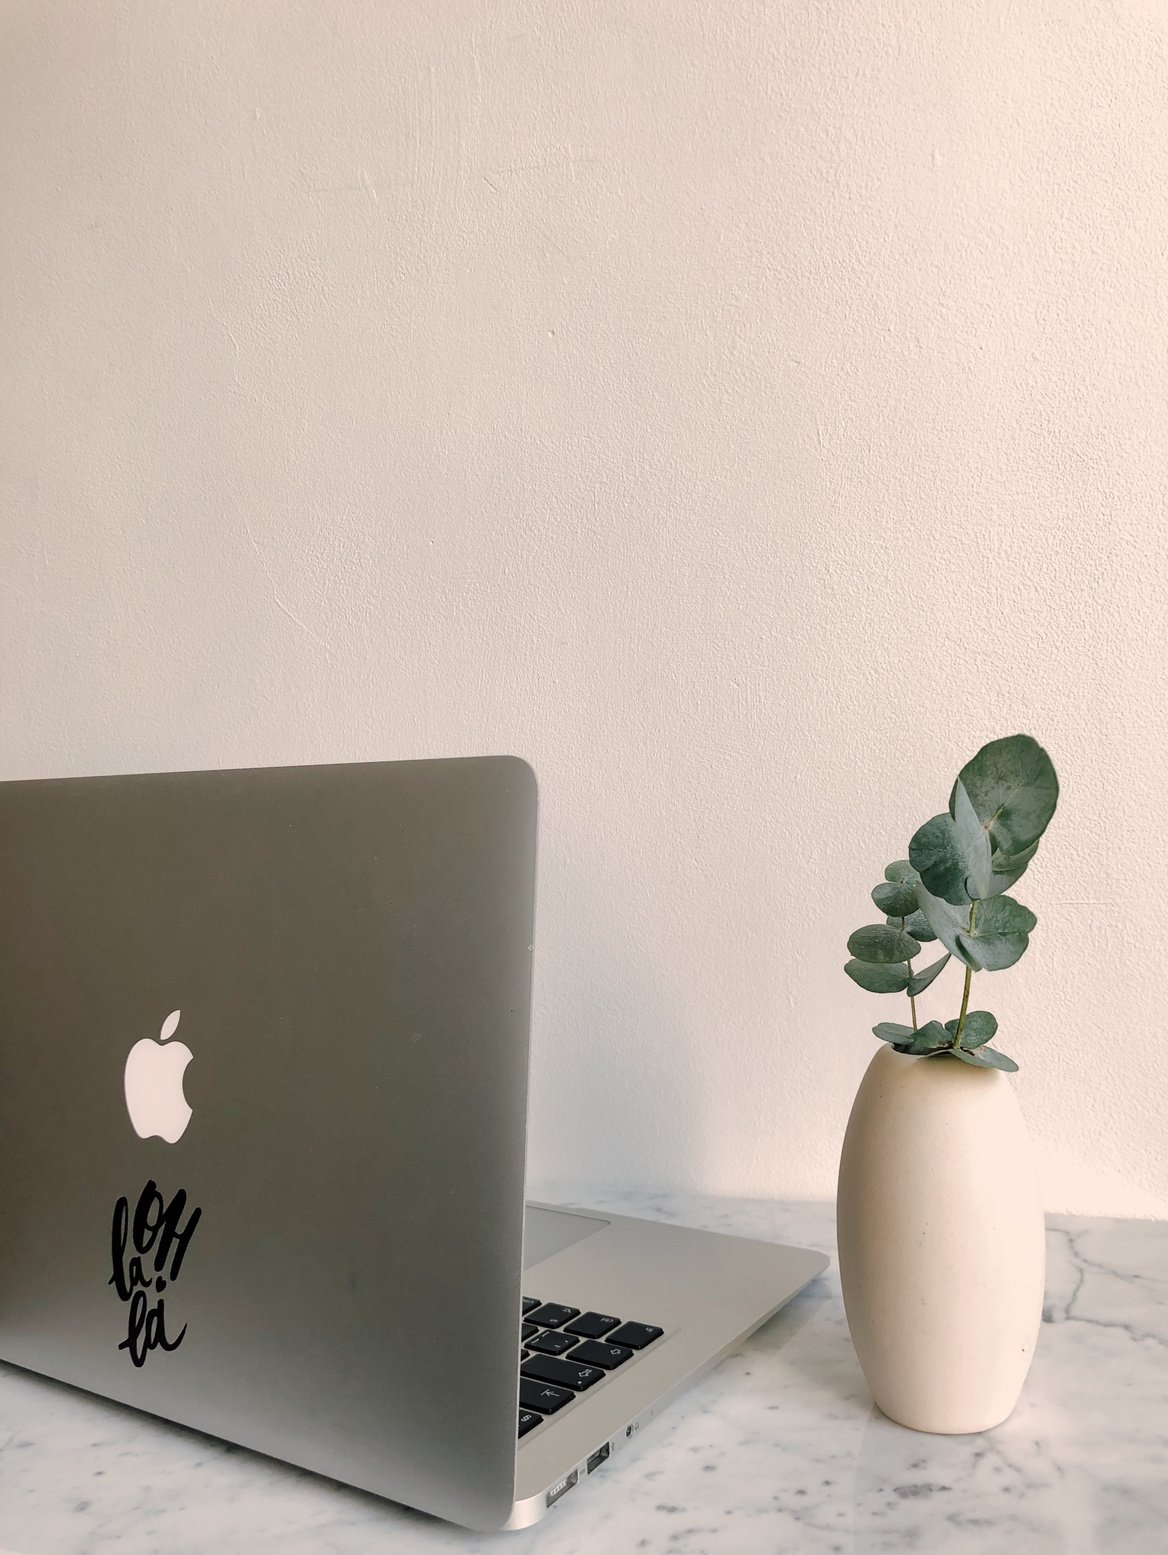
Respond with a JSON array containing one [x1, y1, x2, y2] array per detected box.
[[109, 1179, 202, 1366]]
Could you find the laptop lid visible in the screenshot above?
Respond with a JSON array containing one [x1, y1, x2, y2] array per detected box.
[[0, 755, 537, 1531]]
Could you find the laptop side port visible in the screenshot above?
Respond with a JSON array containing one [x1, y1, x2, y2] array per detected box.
[[546, 1469, 578, 1507], [586, 1442, 611, 1474]]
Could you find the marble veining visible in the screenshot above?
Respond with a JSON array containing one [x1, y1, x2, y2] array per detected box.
[[1, 1196, 1165, 1554]]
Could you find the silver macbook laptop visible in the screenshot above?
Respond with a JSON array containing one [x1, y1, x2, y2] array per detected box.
[[0, 755, 826, 1531]]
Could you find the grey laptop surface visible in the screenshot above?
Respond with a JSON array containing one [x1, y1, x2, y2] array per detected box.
[[0, 756, 826, 1532]]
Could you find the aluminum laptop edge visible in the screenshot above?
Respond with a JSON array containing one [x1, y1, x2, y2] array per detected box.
[[0, 756, 828, 1532]]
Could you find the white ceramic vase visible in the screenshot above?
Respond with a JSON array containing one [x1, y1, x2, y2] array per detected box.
[[836, 1043, 1045, 1434]]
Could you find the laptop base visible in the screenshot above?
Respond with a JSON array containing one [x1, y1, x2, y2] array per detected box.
[[508, 1204, 827, 1528]]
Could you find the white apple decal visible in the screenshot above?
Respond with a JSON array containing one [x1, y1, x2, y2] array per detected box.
[[123, 1010, 194, 1143]]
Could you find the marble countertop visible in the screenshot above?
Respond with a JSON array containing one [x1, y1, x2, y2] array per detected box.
[[1, 1195, 1165, 1555]]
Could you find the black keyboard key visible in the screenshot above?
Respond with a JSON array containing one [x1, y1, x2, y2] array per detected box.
[[520, 1377, 574, 1414], [522, 1297, 540, 1316], [518, 1409, 542, 1437], [521, 1351, 531, 1362], [606, 1321, 664, 1350], [528, 1328, 578, 1357], [526, 1303, 580, 1329], [521, 1354, 604, 1391], [568, 1339, 633, 1369], [521, 1321, 539, 1342], [564, 1311, 621, 1339]]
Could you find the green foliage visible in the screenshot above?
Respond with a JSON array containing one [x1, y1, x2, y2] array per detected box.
[[951, 734, 1059, 857], [873, 1008, 1015, 1069], [898, 1020, 950, 1055], [958, 895, 1036, 971], [900, 908, 937, 942], [952, 780, 995, 899], [884, 860, 919, 883], [872, 1022, 915, 1045], [950, 1045, 1019, 1072], [945, 1011, 996, 1048], [909, 812, 971, 906], [872, 878, 918, 917], [846, 959, 911, 993], [844, 734, 1059, 1073], [915, 883, 978, 968], [847, 923, 922, 963], [986, 839, 1039, 895], [908, 782, 1000, 904], [907, 952, 951, 996]]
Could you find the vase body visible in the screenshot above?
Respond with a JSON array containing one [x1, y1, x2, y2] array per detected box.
[[836, 1043, 1045, 1433]]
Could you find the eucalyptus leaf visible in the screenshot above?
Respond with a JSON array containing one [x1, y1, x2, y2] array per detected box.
[[847, 924, 922, 964], [884, 860, 920, 884], [872, 879, 918, 917], [850, 734, 1059, 1081], [957, 1009, 998, 1048], [942, 1014, 999, 1050], [986, 839, 1040, 896], [898, 1019, 951, 1054], [952, 779, 995, 899], [950, 1045, 1019, 1072], [846, 958, 910, 993], [957, 894, 1037, 972], [901, 909, 938, 943], [951, 734, 1059, 855], [873, 1022, 915, 1045], [909, 812, 970, 906], [915, 883, 979, 969], [907, 951, 951, 996]]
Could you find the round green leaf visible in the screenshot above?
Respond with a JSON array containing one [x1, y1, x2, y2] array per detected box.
[[909, 813, 970, 907], [951, 734, 1059, 855], [847, 924, 922, 964], [950, 1045, 1019, 1072], [902, 909, 937, 943], [957, 894, 1037, 972], [884, 860, 919, 884], [915, 883, 979, 969], [899, 1019, 950, 1054], [873, 1022, 915, 1044], [884, 910, 937, 943], [986, 839, 1040, 896], [872, 879, 918, 917], [953, 779, 995, 899], [907, 951, 951, 996], [958, 1010, 998, 1048], [846, 958, 910, 993]]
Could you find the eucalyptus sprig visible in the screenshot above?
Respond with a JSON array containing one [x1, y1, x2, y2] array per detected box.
[[844, 734, 1059, 1071]]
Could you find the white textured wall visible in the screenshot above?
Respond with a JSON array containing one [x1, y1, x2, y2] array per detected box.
[[3, 2, 1166, 1216]]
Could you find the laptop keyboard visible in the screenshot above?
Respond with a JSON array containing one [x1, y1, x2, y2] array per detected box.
[[517, 1298, 664, 1439]]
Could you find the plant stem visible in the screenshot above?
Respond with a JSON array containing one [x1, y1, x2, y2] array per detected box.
[[953, 899, 978, 1045], [901, 916, 919, 1031]]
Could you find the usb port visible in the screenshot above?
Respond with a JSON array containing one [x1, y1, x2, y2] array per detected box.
[[587, 1443, 611, 1474], [546, 1469, 578, 1507]]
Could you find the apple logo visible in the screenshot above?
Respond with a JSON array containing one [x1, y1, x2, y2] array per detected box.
[[123, 1010, 194, 1144]]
